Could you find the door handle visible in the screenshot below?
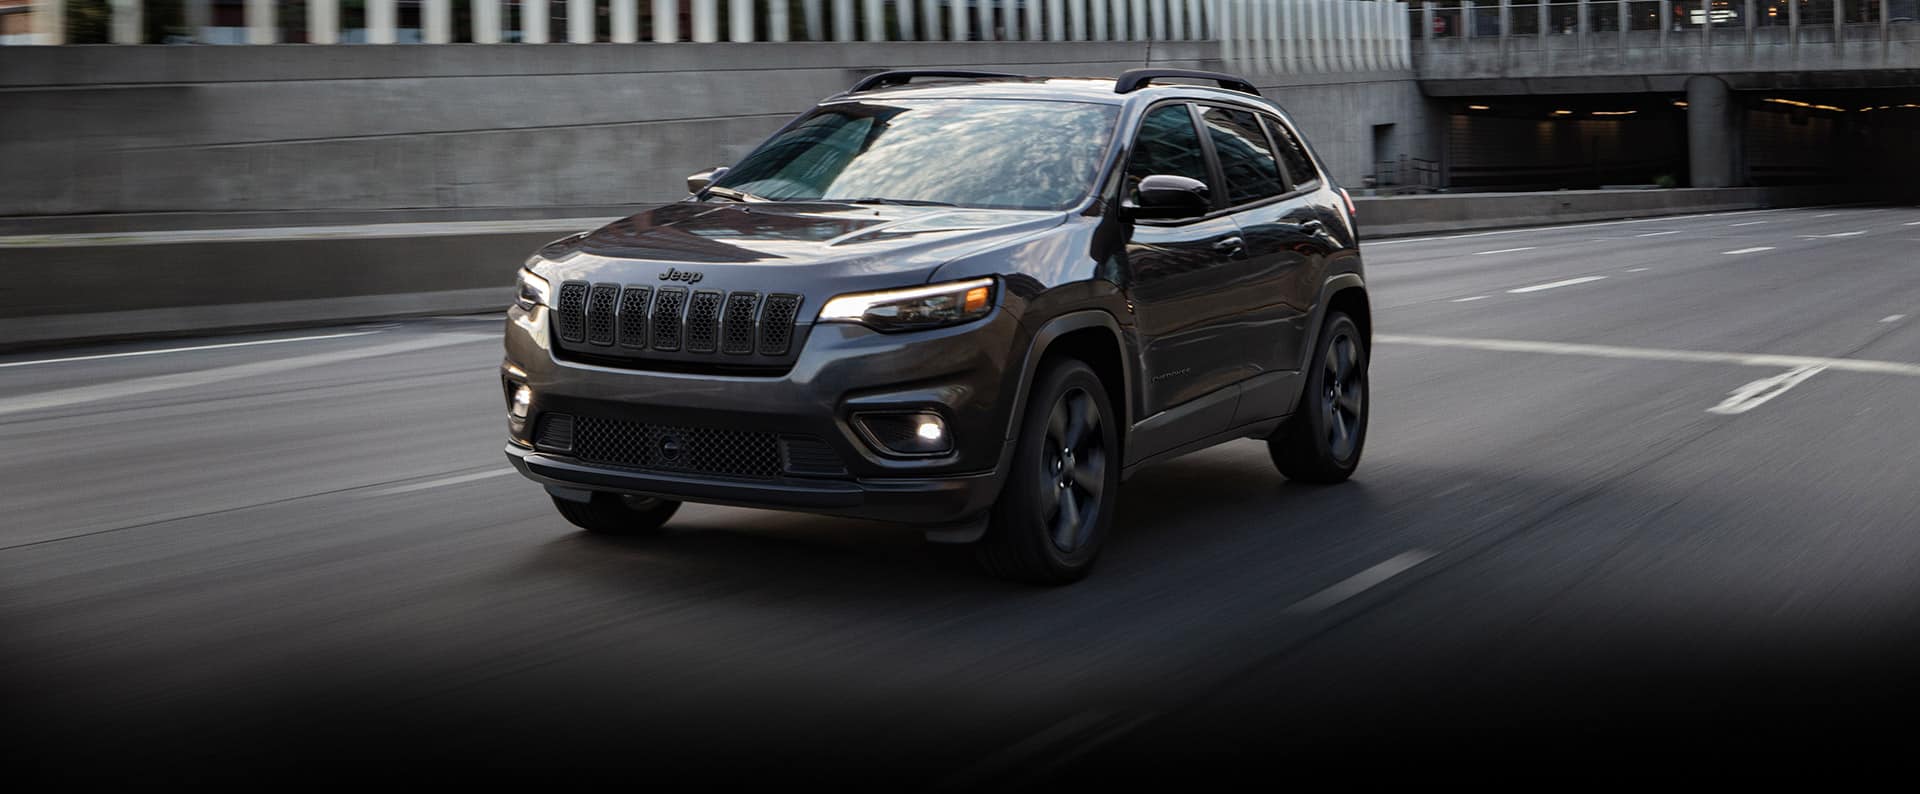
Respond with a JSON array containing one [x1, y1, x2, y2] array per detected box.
[[1213, 236, 1246, 256], [1299, 219, 1326, 236]]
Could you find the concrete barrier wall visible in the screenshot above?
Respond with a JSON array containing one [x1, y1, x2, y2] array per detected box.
[[1356, 186, 1847, 238], [0, 187, 1841, 350]]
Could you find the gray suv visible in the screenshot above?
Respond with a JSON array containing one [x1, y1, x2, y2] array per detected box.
[[503, 69, 1371, 583]]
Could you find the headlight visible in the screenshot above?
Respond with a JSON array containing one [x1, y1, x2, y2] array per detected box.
[[515, 268, 551, 311], [818, 277, 995, 333]]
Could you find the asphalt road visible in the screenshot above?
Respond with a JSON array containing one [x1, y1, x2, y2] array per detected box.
[[6, 205, 1920, 784]]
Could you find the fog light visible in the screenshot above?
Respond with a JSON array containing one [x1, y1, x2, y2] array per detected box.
[[855, 411, 952, 456], [509, 383, 532, 420]]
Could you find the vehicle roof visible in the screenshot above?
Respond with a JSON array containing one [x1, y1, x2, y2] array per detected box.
[[827, 76, 1282, 110]]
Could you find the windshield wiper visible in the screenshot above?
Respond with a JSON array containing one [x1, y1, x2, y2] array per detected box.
[[703, 186, 761, 202], [840, 197, 958, 207]]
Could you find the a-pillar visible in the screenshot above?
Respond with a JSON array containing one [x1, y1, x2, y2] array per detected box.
[[1686, 75, 1741, 188]]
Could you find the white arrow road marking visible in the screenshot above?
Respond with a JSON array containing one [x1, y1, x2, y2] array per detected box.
[[1707, 365, 1828, 415]]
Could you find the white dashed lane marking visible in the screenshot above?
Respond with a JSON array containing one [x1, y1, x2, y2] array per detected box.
[[1286, 551, 1440, 615], [1452, 296, 1490, 303], [1729, 221, 1770, 227], [1636, 230, 1682, 237], [1472, 246, 1537, 256], [1723, 247, 1775, 255], [1508, 276, 1607, 294], [1884, 315, 1908, 323]]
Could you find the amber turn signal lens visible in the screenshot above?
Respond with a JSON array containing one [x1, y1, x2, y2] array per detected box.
[[964, 287, 990, 313]]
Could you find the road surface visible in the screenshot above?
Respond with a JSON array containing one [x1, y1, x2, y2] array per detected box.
[[5, 205, 1920, 783]]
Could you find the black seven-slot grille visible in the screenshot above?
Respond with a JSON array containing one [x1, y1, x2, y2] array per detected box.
[[534, 413, 847, 479], [553, 281, 804, 370]]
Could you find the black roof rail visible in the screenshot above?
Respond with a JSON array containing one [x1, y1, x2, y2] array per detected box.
[[1113, 68, 1261, 97], [849, 70, 1027, 94]]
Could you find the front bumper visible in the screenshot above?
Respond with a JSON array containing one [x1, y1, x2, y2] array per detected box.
[[500, 298, 1029, 526], [506, 444, 998, 525]]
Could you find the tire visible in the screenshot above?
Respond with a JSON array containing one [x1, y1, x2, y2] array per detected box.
[[552, 492, 681, 535], [1269, 311, 1369, 484], [975, 358, 1122, 585]]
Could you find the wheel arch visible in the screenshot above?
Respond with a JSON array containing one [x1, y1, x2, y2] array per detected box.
[[1003, 310, 1135, 464]]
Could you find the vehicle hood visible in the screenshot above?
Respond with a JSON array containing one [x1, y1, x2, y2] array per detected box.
[[534, 201, 1066, 294]]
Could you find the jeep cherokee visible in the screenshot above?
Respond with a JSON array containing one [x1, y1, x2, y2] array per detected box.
[[503, 68, 1372, 584]]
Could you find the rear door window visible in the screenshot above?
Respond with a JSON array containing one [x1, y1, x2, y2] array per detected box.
[[1262, 116, 1320, 188], [1199, 106, 1287, 206]]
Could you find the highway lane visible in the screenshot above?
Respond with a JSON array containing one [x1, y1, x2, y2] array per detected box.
[[4, 206, 1919, 783]]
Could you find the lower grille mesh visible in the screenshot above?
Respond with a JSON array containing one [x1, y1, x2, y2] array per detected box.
[[565, 415, 783, 480]]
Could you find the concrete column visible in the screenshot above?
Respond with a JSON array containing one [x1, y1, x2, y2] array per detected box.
[[691, 0, 716, 42], [1744, 0, 1754, 47], [1092, 0, 1108, 39], [1050, 0, 1067, 39], [728, 0, 753, 41], [979, 0, 996, 40], [572, 0, 596, 41], [611, 0, 638, 42], [804, 0, 824, 40], [1099, 0, 1114, 40], [110, 0, 141, 43], [654, 0, 679, 41], [1005, 0, 1022, 39], [1619, 0, 1630, 49], [368, 0, 397, 43], [869, 0, 888, 39], [1659, 0, 1669, 48], [1129, 0, 1145, 40], [1788, 0, 1798, 52], [1835, 0, 1845, 49], [472, 0, 497, 43], [246, 0, 276, 43], [426, 0, 452, 42], [949, 0, 967, 40], [837, 0, 858, 41], [1421, 1, 1432, 42], [920, 0, 939, 40], [895, 0, 913, 38], [186, 0, 209, 42], [35, 0, 65, 44], [769, 0, 790, 40], [1536, 0, 1546, 38], [1686, 75, 1739, 187]]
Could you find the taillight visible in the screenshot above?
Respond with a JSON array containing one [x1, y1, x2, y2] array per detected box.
[[1339, 187, 1357, 217]]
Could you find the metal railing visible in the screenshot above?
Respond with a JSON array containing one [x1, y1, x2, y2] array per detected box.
[[1406, 0, 1914, 41], [1373, 154, 1439, 187], [3, 0, 1411, 71]]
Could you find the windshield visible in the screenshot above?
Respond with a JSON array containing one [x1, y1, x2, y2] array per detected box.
[[712, 99, 1120, 211]]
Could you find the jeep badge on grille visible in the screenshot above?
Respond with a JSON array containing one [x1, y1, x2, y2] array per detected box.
[[658, 268, 704, 284]]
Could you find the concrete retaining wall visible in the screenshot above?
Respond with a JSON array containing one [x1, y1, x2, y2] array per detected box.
[[0, 187, 1841, 350], [1356, 186, 1846, 238], [0, 42, 1436, 221]]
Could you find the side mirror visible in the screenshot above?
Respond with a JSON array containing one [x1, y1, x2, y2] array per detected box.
[[1126, 174, 1211, 220], [687, 166, 730, 194]]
